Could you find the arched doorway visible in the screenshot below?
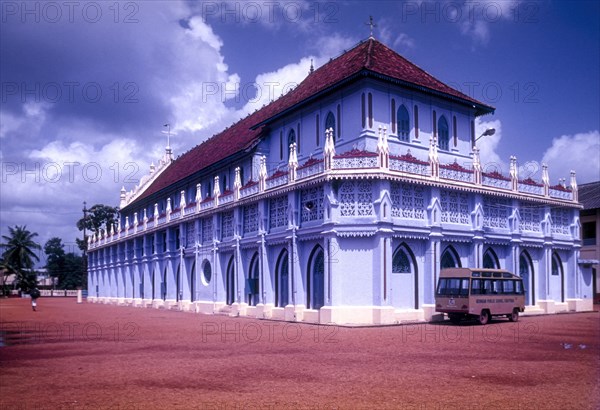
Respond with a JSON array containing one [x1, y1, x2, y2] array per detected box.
[[441, 246, 461, 269], [519, 251, 535, 306], [275, 249, 289, 307], [391, 243, 419, 309], [247, 253, 260, 306], [552, 252, 565, 303], [190, 261, 196, 302], [162, 266, 167, 301], [307, 246, 325, 309], [151, 268, 156, 300], [483, 248, 500, 269], [226, 256, 235, 305]]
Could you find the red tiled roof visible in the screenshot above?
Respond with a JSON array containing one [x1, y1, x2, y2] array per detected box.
[[126, 38, 494, 209]]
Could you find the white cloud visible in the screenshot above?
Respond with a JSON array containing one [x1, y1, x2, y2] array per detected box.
[[541, 131, 600, 184], [475, 117, 507, 173], [475, 118, 600, 184], [378, 18, 415, 51], [0, 102, 50, 139], [454, 0, 523, 46], [240, 34, 355, 114]]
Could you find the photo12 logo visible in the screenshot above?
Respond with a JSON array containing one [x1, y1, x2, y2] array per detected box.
[[1, 1, 140, 24], [1, 81, 139, 104], [201, 1, 339, 24], [1, 161, 141, 184]]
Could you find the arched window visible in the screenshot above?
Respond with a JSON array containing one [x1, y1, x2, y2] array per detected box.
[[397, 105, 410, 141], [483, 248, 500, 269], [368, 93, 373, 128], [438, 116, 449, 150], [279, 131, 283, 160], [519, 251, 534, 306], [202, 260, 212, 285], [441, 246, 460, 269], [247, 253, 259, 306], [287, 129, 296, 158], [452, 116, 458, 147], [414, 105, 419, 139], [316, 114, 320, 146], [392, 247, 411, 273], [361, 93, 366, 128], [337, 104, 341, 140], [391, 99, 396, 133], [325, 111, 336, 141], [288, 129, 296, 146], [307, 245, 325, 309], [275, 249, 289, 307]]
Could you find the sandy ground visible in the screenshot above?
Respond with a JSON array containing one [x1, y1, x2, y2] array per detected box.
[[0, 298, 598, 409]]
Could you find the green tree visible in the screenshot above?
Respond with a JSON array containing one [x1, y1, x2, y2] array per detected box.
[[44, 238, 87, 289], [0, 225, 41, 292], [59, 253, 85, 289], [76, 204, 119, 253], [44, 237, 65, 284]]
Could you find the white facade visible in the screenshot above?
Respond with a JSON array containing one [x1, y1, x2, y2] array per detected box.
[[86, 40, 593, 324]]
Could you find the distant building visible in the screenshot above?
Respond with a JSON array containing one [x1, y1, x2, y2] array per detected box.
[[86, 38, 593, 324], [579, 181, 600, 303]]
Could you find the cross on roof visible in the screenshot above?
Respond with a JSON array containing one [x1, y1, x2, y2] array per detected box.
[[365, 16, 377, 38]]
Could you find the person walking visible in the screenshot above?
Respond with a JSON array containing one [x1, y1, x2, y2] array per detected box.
[[30, 287, 41, 311]]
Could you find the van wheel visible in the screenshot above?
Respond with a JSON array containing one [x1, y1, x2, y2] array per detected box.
[[508, 309, 519, 322], [478, 310, 490, 325]]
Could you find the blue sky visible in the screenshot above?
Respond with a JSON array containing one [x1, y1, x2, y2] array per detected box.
[[1, 0, 599, 261]]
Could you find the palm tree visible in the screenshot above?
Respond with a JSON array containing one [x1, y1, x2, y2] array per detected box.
[[1, 225, 41, 291]]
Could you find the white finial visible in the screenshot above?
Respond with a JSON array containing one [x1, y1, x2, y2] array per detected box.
[[542, 163, 549, 185], [234, 167, 242, 190], [180, 190, 186, 210], [195, 183, 202, 204], [213, 176, 221, 198]]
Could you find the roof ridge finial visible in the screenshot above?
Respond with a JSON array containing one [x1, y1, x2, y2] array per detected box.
[[309, 58, 314, 75], [365, 15, 377, 39]]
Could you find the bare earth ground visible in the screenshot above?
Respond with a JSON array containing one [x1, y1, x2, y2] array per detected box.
[[0, 298, 598, 410]]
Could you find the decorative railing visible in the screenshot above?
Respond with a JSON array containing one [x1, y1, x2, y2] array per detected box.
[[549, 185, 572, 200], [89, 148, 579, 251], [240, 181, 259, 198], [297, 158, 324, 179], [266, 170, 289, 189], [482, 171, 511, 189], [333, 149, 378, 169], [200, 198, 213, 211], [389, 153, 429, 176], [219, 191, 234, 205], [439, 161, 473, 183], [184, 204, 196, 216], [518, 178, 544, 195]]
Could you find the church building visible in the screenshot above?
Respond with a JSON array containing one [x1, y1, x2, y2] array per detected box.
[[86, 38, 593, 324]]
